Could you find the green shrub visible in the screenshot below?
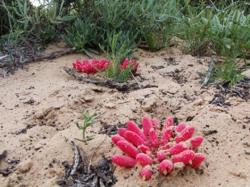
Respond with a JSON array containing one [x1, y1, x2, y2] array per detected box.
[[133, 0, 181, 51], [214, 58, 244, 85], [1, 0, 74, 44], [1, 0, 249, 85], [104, 32, 136, 82], [62, 0, 181, 52], [64, 18, 96, 51], [179, 6, 250, 57]]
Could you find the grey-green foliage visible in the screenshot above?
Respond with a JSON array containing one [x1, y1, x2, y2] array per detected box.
[[214, 58, 245, 85], [178, 4, 250, 85], [104, 32, 136, 82], [210, 9, 250, 57], [93, 0, 134, 33], [64, 18, 96, 51], [63, 0, 181, 52], [1, 0, 75, 44], [1, 0, 250, 85], [179, 6, 250, 57], [134, 0, 181, 50]]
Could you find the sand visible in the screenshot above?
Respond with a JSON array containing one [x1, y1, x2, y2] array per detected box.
[[0, 47, 249, 187]]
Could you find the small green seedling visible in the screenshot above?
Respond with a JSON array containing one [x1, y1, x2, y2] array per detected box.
[[76, 112, 97, 144]]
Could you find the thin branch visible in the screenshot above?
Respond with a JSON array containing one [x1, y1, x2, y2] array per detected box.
[[201, 56, 216, 87], [0, 55, 8, 61], [63, 67, 158, 91], [68, 141, 81, 177], [0, 49, 75, 68]]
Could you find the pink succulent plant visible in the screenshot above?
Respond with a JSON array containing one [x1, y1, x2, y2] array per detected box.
[[112, 155, 136, 168], [73, 58, 139, 75], [140, 166, 153, 180], [111, 116, 206, 180], [159, 159, 174, 175], [136, 153, 153, 166], [73, 59, 110, 74], [120, 58, 139, 74]]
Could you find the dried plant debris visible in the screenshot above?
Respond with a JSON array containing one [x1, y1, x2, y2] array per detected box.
[[63, 67, 157, 92], [202, 130, 218, 136], [58, 141, 116, 187], [0, 41, 38, 72], [0, 150, 7, 161], [99, 123, 125, 136], [210, 78, 250, 106], [0, 151, 20, 177], [164, 57, 177, 65], [0, 40, 74, 76], [209, 94, 231, 107], [162, 69, 187, 84], [151, 65, 165, 70]]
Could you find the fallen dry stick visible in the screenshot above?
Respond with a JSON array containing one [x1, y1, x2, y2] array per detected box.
[[201, 56, 216, 88], [0, 49, 75, 68], [0, 150, 7, 161], [58, 141, 116, 187], [0, 55, 8, 61], [202, 129, 218, 136], [69, 141, 81, 177], [63, 67, 158, 91]]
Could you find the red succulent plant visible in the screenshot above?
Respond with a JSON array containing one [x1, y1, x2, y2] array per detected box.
[[73, 59, 110, 74], [120, 58, 139, 74], [111, 116, 206, 180], [73, 58, 139, 75]]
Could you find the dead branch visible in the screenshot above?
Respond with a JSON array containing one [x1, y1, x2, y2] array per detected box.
[[0, 49, 75, 68], [201, 56, 216, 87], [0, 55, 8, 61], [0, 150, 7, 161], [68, 141, 82, 177], [63, 67, 158, 91]]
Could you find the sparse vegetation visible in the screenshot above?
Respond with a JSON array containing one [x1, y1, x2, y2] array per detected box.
[[214, 58, 245, 86], [1, 1, 250, 186], [103, 32, 136, 82], [76, 112, 97, 143], [0, 0, 250, 84]]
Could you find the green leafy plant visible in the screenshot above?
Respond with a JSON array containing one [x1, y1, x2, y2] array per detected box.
[[1, 0, 74, 44], [93, 0, 135, 33], [214, 58, 245, 86], [1, 0, 250, 86], [64, 18, 96, 51], [178, 5, 250, 57], [176, 3, 249, 85], [76, 112, 97, 143], [126, 0, 181, 51], [103, 32, 136, 82]]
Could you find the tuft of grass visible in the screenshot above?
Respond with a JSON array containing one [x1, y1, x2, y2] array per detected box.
[[132, 0, 181, 51], [64, 18, 96, 51], [76, 112, 97, 144], [214, 58, 245, 86], [103, 32, 136, 82]]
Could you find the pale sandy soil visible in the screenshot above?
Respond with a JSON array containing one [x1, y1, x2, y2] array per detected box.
[[0, 47, 249, 187]]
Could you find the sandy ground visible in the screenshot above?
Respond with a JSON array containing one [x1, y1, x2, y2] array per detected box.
[[0, 47, 249, 187]]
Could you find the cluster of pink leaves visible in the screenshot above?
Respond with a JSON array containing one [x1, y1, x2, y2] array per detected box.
[[111, 116, 206, 180], [73, 58, 138, 74], [119, 58, 139, 74], [73, 59, 110, 74]]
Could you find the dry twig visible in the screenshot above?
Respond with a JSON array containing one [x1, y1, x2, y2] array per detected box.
[[63, 67, 158, 91]]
